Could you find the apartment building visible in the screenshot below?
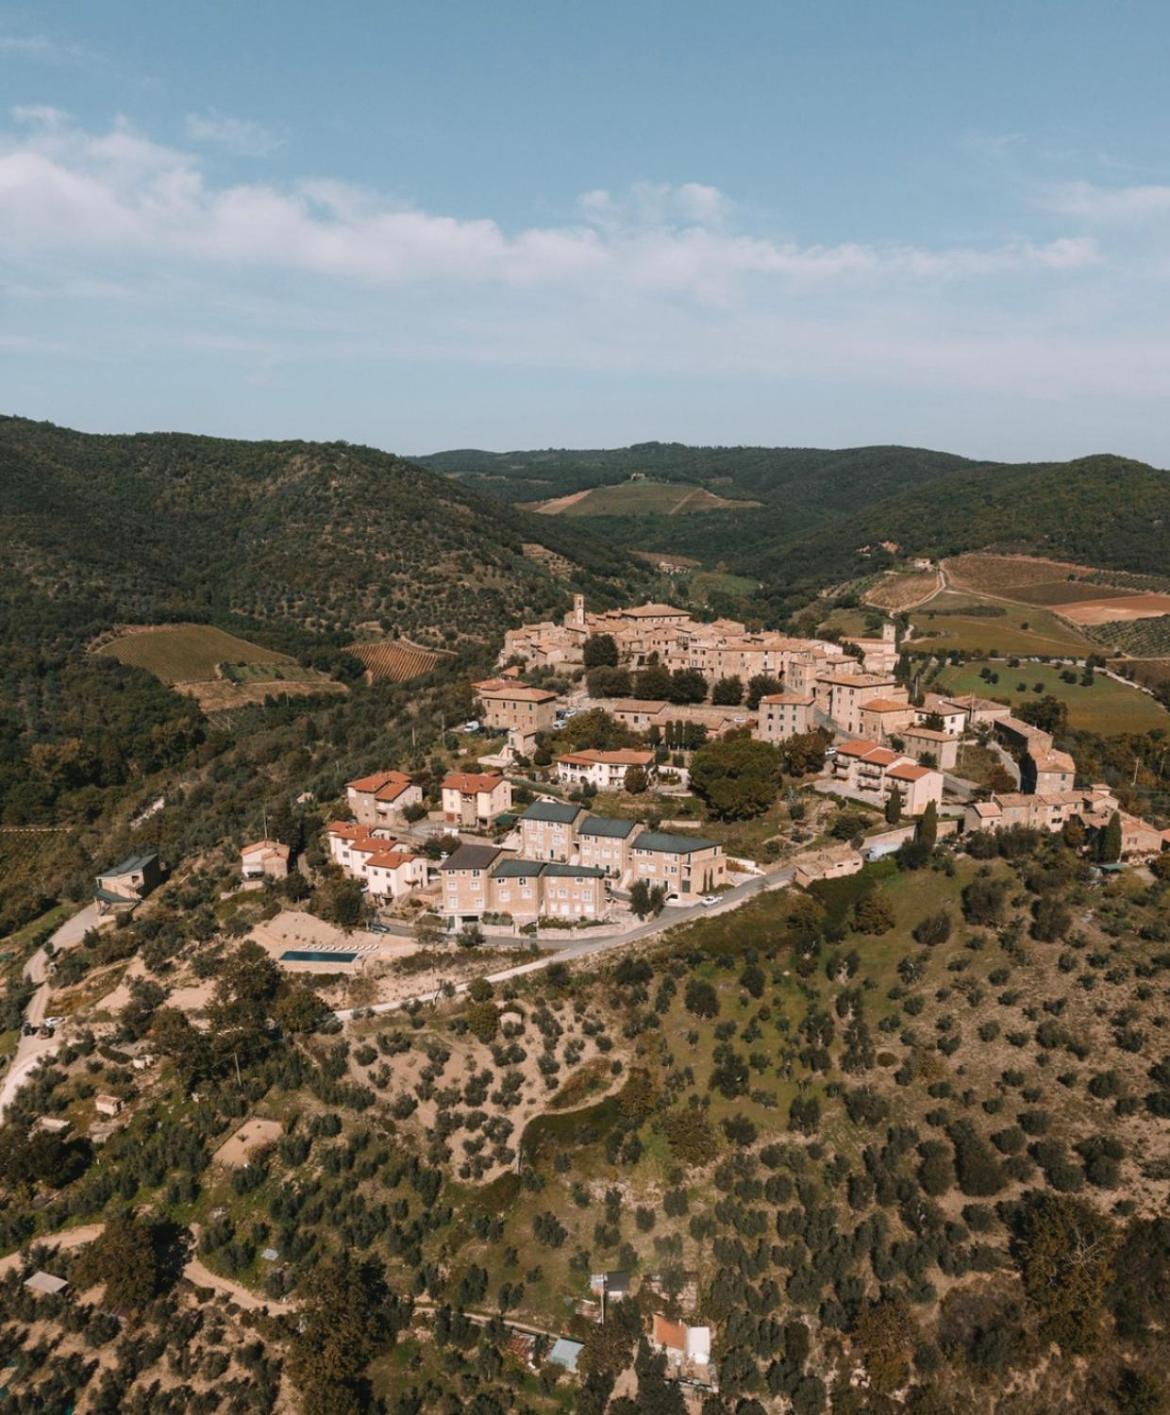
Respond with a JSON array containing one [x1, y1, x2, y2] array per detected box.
[[755, 691, 815, 744], [629, 830, 727, 896], [1027, 745, 1076, 795], [441, 772, 512, 827], [440, 844, 606, 924], [901, 725, 960, 771], [517, 799, 587, 860], [477, 684, 559, 735], [856, 697, 917, 742], [575, 815, 639, 879], [440, 843, 500, 924], [830, 739, 943, 815], [325, 822, 426, 900], [346, 770, 423, 826], [814, 673, 906, 737], [555, 748, 656, 791]]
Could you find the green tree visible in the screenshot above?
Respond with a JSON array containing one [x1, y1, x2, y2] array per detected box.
[[1013, 1193, 1116, 1354], [852, 891, 896, 935], [690, 734, 782, 820], [274, 985, 330, 1034], [711, 675, 743, 706], [746, 674, 782, 710], [76, 1211, 166, 1313], [288, 1253, 391, 1407], [624, 764, 648, 795], [915, 799, 938, 847], [584, 634, 619, 669], [1099, 811, 1123, 863], [884, 787, 903, 825]]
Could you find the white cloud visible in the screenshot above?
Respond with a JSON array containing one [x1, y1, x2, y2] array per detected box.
[[0, 31, 94, 66], [0, 111, 1102, 300], [1042, 180, 1170, 223], [185, 110, 282, 159]]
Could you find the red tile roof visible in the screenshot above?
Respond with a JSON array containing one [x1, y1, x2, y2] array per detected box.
[[442, 772, 506, 794], [887, 762, 932, 781]]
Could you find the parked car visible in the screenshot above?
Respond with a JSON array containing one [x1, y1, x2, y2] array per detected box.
[[699, 894, 721, 907]]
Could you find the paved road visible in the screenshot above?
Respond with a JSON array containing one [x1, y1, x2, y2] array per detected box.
[[336, 865, 795, 1021], [0, 903, 100, 1122]]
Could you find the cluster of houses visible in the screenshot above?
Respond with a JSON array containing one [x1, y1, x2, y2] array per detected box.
[[325, 762, 729, 926], [440, 799, 727, 927], [964, 714, 1170, 859], [502, 594, 898, 683]]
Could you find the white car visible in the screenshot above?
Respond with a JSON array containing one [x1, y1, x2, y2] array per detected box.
[[699, 894, 721, 907]]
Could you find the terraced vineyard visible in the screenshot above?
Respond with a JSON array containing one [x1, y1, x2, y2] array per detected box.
[[346, 638, 452, 682]]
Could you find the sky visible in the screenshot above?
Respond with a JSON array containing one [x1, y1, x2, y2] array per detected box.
[[3, 0, 1170, 462]]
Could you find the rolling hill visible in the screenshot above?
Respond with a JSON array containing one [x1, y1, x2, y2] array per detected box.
[[0, 417, 645, 671], [421, 442, 1170, 611]]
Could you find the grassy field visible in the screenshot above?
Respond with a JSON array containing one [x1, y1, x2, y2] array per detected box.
[[910, 592, 1094, 656], [99, 624, 290, 684], [938, 659, 1170, 734], [529, 480, 760, 517]]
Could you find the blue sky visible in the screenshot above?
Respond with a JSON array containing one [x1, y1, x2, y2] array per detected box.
[[3, 0, 1170, 461]]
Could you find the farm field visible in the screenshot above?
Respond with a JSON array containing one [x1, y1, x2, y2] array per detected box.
[[937, 659, 1170, 734], [98, 623, 290, 684], [524, 480, 761, 517], [346, 639, 452, 682], [863, 568, 940, 611], [909, 591, 1095, 656], [945, 552, 1104, 595], [1059, 595, 1170, 626]]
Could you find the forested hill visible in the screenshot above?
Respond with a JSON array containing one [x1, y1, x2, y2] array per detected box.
[[0, 417, 644, 668], [756, 452, 1170, 604], [416, 440, 974, 509], [420, 441, 1170, 603]]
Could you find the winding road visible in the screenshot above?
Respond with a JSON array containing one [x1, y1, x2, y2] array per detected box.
[[0, 903, 100, 1122], [335, 863, 797, 1021]]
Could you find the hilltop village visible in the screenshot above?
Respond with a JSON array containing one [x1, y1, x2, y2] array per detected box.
[[297, 596, 1168, 943], [6, 587, 1170, 1411]]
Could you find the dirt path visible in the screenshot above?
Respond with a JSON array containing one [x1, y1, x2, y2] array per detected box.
[[183, 1254, 294, 1313], [0, 1223, 106, 1278]]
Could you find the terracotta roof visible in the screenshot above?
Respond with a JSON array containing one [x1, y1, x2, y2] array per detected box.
[[604, 698, 670, 713], [904, 726, 952, 741], [348, 770, 411, 794], [623, 603, 690, 618], [887, 762, 932, 782], [241, 839, 289, 858], [557, 749, 654, 767], [479, 685, 558, 703], [366, 850, 417, 870], [442, 772, 506, 793], [327, 821, 372, 840], [818, 671, 896, 688], [860, 697, 911, 712], [971, 801, 1001, 817], [653, 1314, 687, 1351], [760, 691, 814, 705], [836, 738, 882, 759]]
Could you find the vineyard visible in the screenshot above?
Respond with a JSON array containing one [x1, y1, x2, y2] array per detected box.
[[1092, 614, 1170, 657], [346, 639, 452, 683]]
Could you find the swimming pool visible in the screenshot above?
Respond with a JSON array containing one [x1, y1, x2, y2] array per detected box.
[[280, 949, 358, 964]]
